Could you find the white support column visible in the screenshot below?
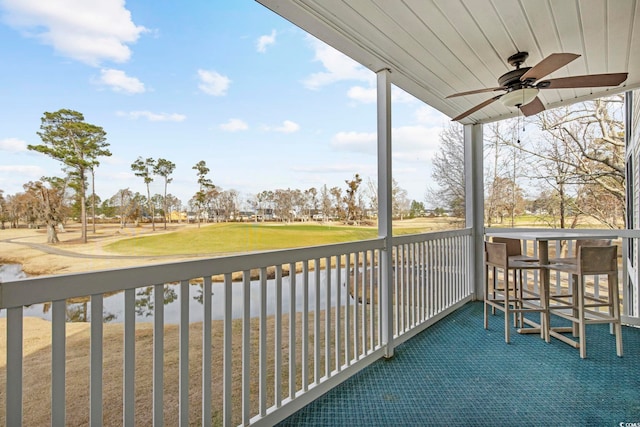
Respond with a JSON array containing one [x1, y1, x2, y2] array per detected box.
[[464, 123, 484, 299], [624, 90, 640, 321], [623, 90, 632, 318], [377, 68, 394, 358]]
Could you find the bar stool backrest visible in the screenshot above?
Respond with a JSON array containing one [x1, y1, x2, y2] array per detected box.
[[491, 237, 522, 257], [575, 239, 612, 255], [578, 245, 617, 275], [485, 241, 508, 268]]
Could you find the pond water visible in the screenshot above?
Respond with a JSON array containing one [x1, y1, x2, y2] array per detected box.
[[0, 264, 27, 282], [0, 264, 353, 324]]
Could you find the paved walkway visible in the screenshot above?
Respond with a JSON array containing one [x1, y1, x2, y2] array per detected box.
[[1, 237, 200, 260]]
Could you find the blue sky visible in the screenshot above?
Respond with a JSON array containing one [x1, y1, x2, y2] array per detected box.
[[0, 0, 449, 208]]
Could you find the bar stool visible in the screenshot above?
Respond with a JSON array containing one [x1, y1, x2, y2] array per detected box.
[[547, 245, 623, 358], [549, 238, 611, 265], [484, 241, 545, 343], [492, 236, 538, 263], [491, 237, 542, 328]]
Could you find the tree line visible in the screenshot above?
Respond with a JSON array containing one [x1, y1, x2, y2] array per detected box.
[[0, 109, 421, 243]]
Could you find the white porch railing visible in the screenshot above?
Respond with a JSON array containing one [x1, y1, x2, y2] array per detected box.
[[0, 228, 473, 426]]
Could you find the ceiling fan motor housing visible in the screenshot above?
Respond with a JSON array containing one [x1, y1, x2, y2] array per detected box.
[[498, 67, 532, 88]]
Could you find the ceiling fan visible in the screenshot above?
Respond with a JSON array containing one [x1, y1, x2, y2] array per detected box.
[[447, 51, 628, 121]]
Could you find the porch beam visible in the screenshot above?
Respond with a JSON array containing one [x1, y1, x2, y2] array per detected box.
[[464, 123, 484, 299], [376, 67, 394, 358]]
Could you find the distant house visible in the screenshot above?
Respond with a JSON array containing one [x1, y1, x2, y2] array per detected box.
[[257, 208, 275, 221], [234, 211, 255, 222], [167, 211, 187, 222]]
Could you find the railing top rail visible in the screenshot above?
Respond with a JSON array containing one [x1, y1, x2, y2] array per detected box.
[[0, 238, 384, 309], [392, 228, 472, 245]]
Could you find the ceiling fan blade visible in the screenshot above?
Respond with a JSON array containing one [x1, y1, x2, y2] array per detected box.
[[520, 53, 581, 81], [446, 87, 505, 98], [519, 97, 545, 116], [539, 73, 628, 89], [451, 96, 501, 121]]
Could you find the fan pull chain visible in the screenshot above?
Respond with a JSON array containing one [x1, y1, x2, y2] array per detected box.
[[515, 101, 527, 144]]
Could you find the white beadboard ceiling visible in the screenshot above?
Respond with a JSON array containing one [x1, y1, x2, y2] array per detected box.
[[257, 0, 640, 124]]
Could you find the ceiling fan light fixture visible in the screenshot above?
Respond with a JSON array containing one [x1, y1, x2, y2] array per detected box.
[[501, 88, 539, 107]]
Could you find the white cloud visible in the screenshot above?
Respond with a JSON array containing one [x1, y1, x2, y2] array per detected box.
[[1, 0, 147, 66], [0, 165, 43, 175], [100, 154, 126, 165], [331, 131, 376, 154], [347, 86, 376, 103], [393, 87, 420, 103], [117, 110, 186, 122], [415, 105, 448, 126], [0, 137, 28, 152], [98, 68, 145, 94], [0, 164, 46, 195], [392, 125, 441, 162], [303, 36, 373, 89], [0, 164, 43, 175], [331, 125, 442, 162], [274, 120, 300, 133], [347, 85, 420, 104], [197, 69, 231, 96], [257, 29, 276, 53], [292, 163, 371, 174], [220, 118, 248, 132]]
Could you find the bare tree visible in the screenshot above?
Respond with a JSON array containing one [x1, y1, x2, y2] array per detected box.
[[255, 190, 274, 222], [510, 96, 625, 228], [24, 177, 69, 243], [290, 189, 305, 220], [320, 185, 332, 222], [527, 118, 581, 229], [4, 194, 22, 229], [367, 177, 409, 219], [575, 183, 624, 227], [344, 174, 363, 223], [304, 187, 318, 219], [392, 179, 410, 219], [428, 123, 465, 217], [207, 188, 221, 223], [164, 194, 182, 223], [220, 189, 239, 221], [273, 189, 295, 222], [485, 176, 526, 225], [330, 187, 343, 220], [0, 190, 7, 230], [110, 188, 134, 229], [485, 120, 529, 227], [13, 191, 39, 228], [365, 177, 378, 213]]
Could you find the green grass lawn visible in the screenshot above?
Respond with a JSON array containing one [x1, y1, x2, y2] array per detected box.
[[104, 223, 374, 256], [104, 222, 434, 256]]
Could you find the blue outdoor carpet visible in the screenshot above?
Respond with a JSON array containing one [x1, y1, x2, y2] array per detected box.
[[278, 301, 640, 427]]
